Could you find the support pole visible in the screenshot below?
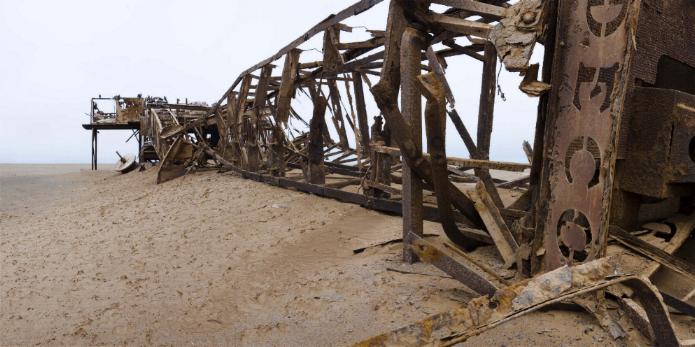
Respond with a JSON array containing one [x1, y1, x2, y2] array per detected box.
[[401, 27, 426, 263], [91, 128, 98, 170], [307, 84, 327, 184], [352, 72, 371, 153], [475, 42, 504, 208], [137, 130, 143, 164]]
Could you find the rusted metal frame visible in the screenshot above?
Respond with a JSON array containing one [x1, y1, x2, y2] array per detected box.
[[306, 83, 328, 184], [424, 47, 455, 105], [379, 0, 409, 96], [442, 40, 485, 61], [299, 44, 386, 84], [312, 79, 341, 148], [91, 128, 97, 170], [337, 45, 472, 79], [323, 26, 352, 151], [327, 79, 350, 149], [267, 107, 286, 177], [430, 0, 507, 20], [427, 12, 493, 38], [271, 49, 302, 176], [335, 36, 385, 50], [427, 46, 505, 212], [213, 0, 385, 109], [370, 80, 484, 236], [474, 42, 505, 209], [421, 49, 518, 266], [340, 50, 386, 73], [214, 109, 228, 155], [341, 75, 362, 163], [352, 71, 371, 167], [247, 65, 273, 171], [448, 158, 530, 172], [527, 0, 558, 275], [236, 75, 253, 167], [276, 49, 301, 125], [225, 93, 242, 162], [373, 2, 486, 235], [401, 26, 427, 263], [421, 71, 483, 254]]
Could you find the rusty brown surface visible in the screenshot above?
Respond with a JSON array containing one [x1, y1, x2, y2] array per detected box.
[[538, 0, 638, 270], [81, 0, 695, 343]]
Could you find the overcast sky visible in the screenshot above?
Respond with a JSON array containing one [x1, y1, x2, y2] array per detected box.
[[0, 0, 541, 165]]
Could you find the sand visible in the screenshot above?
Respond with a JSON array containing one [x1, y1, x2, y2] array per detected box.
[[1, 164, 623, 346]]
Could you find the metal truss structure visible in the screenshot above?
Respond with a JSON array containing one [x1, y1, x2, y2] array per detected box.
[[82, 0, 695, 345]]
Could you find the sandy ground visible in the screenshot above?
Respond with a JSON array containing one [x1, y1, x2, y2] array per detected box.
[[1, 164, 629, 346]]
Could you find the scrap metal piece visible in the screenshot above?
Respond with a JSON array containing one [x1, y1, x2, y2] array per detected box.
[[355, 258, 680, 347], [489, 0, 544, 72], [610, 225, 695, 284], [114, 151, 137, 173], [156, 136, 193, 184], [519, 63, 551, 96]]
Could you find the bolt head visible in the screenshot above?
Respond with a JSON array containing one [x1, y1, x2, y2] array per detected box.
[[521, 11, 537, 25]]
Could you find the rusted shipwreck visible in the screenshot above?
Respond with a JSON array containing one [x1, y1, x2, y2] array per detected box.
[[82, 0, 695, 345]]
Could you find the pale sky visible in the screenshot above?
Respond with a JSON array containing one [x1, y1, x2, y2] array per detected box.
[[0, 0, 542, 165]]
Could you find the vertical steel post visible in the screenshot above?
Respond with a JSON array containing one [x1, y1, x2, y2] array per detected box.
[[401, 27, 426, 263]]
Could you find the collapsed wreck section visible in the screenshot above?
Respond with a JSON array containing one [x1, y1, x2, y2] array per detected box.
[[81, 0, 695, 345]]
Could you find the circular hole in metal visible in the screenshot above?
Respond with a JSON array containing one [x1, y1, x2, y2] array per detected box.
[[565, 136, 601, 188], [557, 209, 592, 263]]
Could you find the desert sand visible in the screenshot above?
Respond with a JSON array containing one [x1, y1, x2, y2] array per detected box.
[[1, 164, 622, 346]]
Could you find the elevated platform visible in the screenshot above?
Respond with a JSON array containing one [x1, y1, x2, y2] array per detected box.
[[81, 121, 140, 130]]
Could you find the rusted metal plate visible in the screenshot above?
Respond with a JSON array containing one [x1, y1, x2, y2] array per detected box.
[[541, 0, 638, 270]]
